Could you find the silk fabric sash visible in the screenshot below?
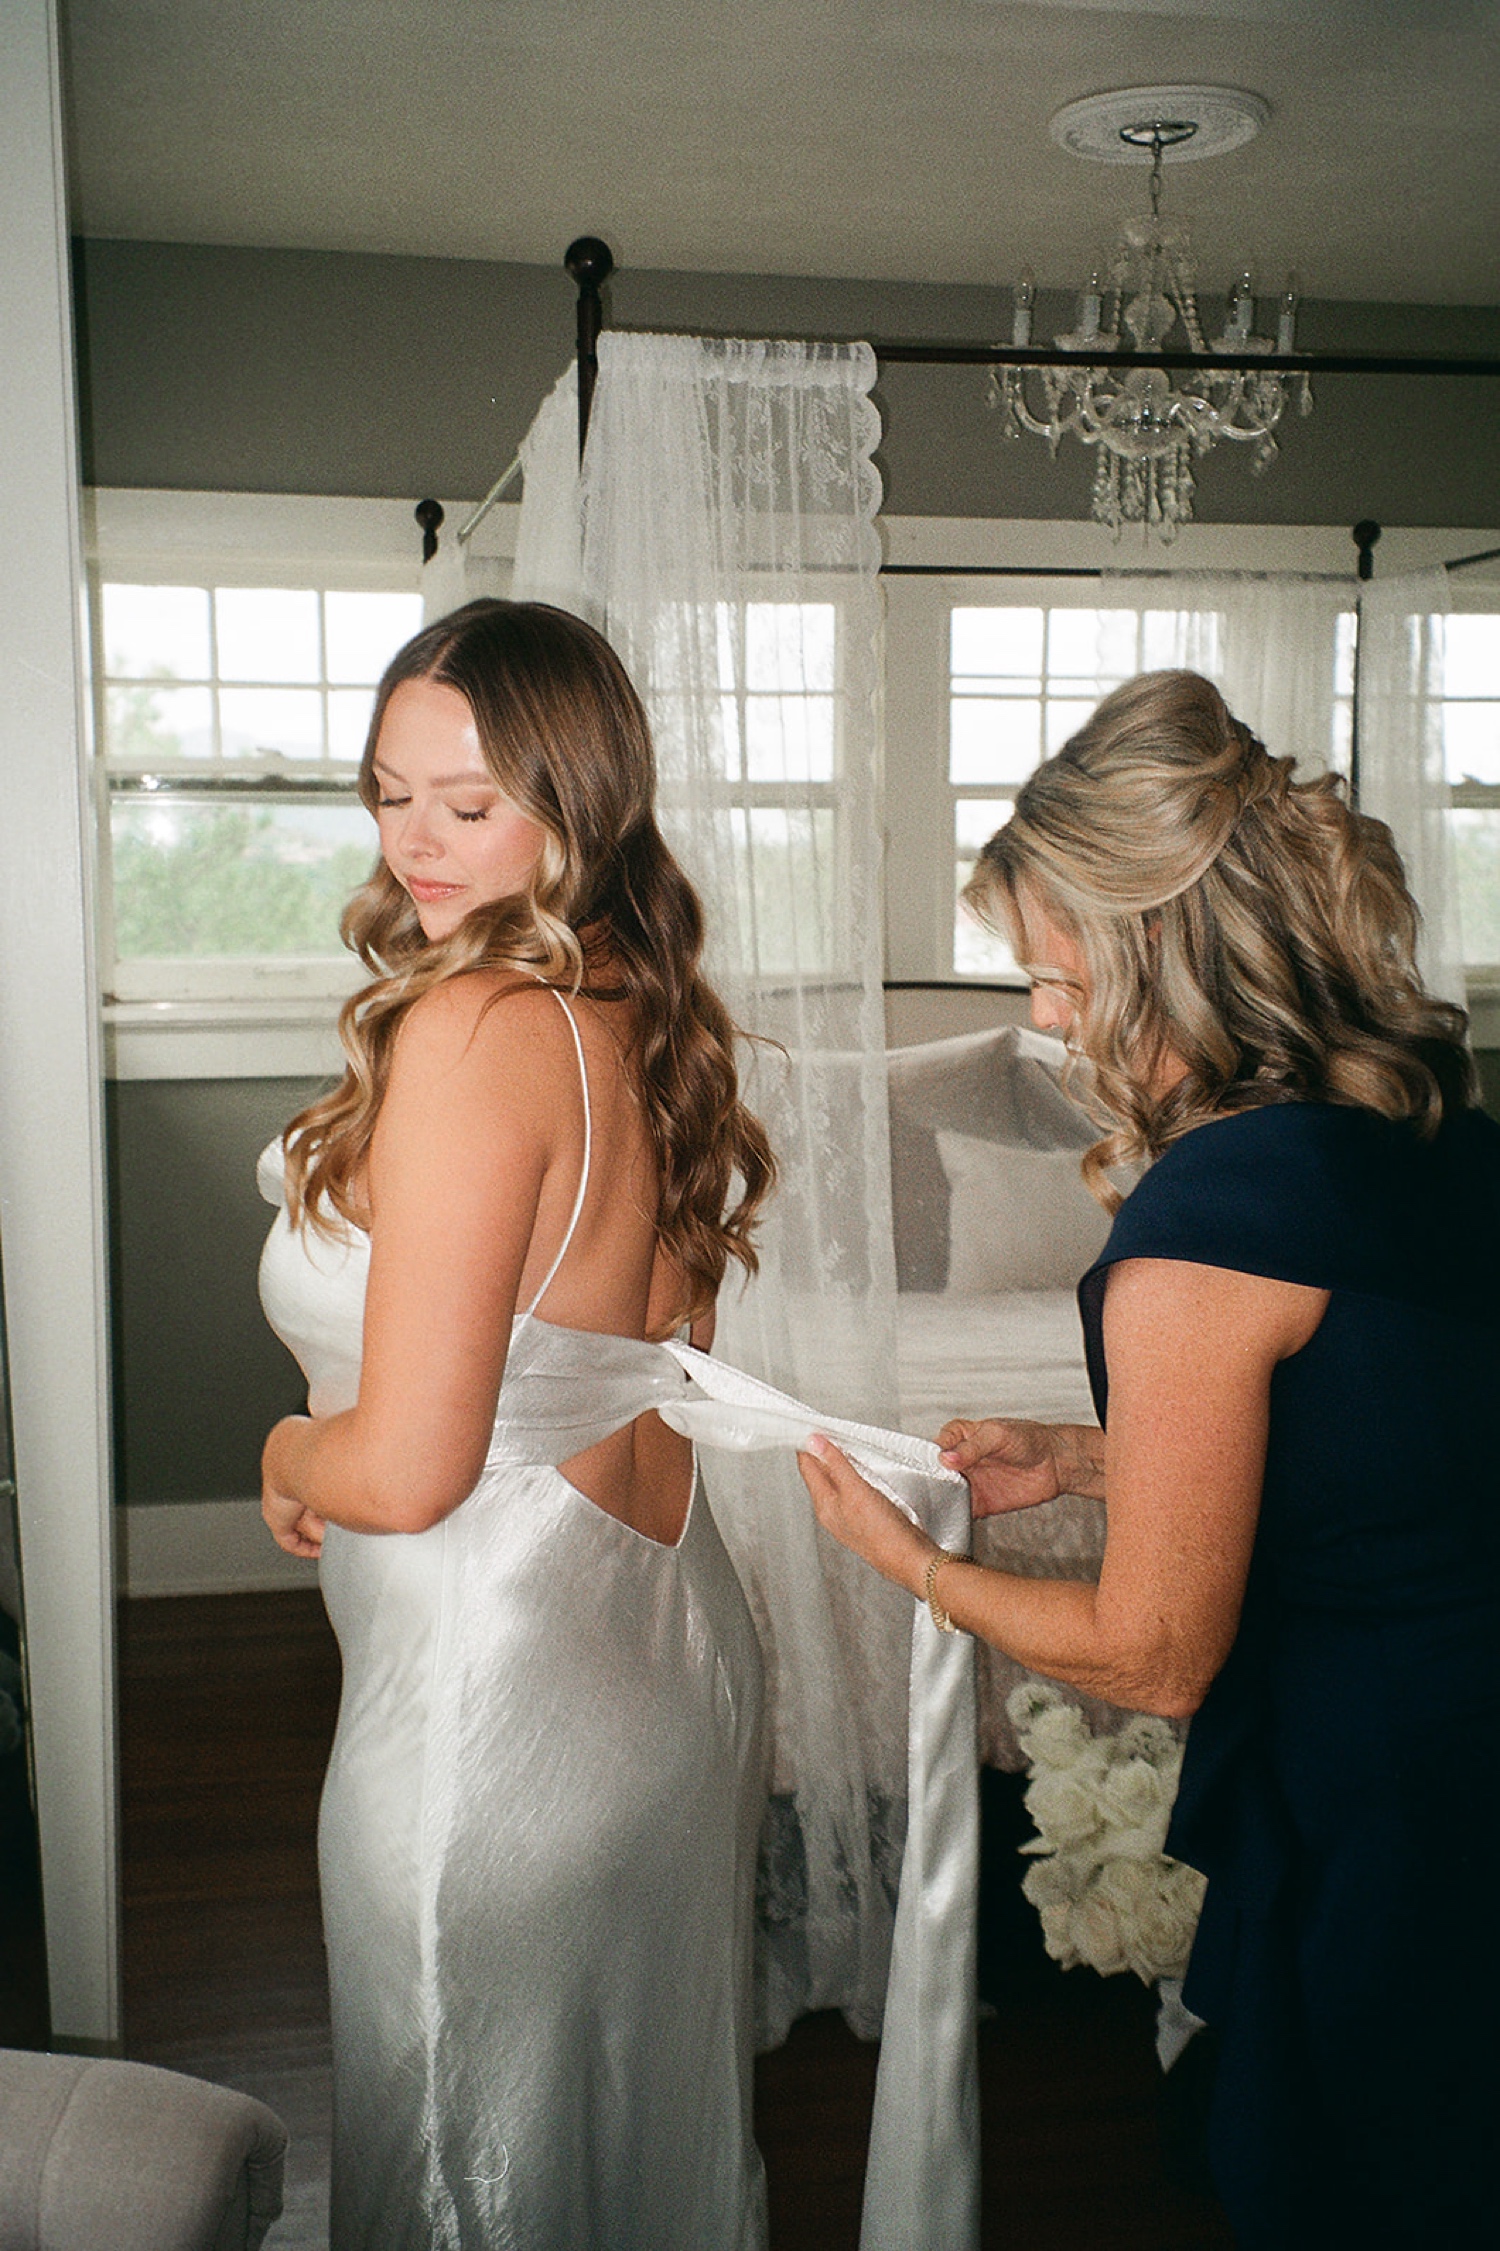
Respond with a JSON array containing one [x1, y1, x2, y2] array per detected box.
[[662, 1344, 981, 2251]]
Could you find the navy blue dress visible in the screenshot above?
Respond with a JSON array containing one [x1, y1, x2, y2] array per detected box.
[[1078, 1102, 1500, 2250]]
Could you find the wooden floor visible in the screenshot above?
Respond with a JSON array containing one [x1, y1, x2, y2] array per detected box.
[[116, 1591, 1234, 2251]]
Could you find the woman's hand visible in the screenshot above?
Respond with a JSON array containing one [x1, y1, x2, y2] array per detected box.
[[262, 1415, 327, 1559], [797, 1435, 935, 1598], [938, 1418, 1106, 1514]]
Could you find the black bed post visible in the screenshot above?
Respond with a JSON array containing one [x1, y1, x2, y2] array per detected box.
[[1348, 522, 1382, 807], [565, 237, 615, 463]]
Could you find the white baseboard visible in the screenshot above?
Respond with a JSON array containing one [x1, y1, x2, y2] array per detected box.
[[120, 1497, 321, 1598]]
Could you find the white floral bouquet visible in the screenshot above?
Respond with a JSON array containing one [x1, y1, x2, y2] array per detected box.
[[1005, 1679, 1206, 1986]]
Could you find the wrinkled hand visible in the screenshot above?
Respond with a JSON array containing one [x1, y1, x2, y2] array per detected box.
[[262, 1415, 327, 1559], [937, 1417, 1063, 1519], [796, 1435, 934, 1598]]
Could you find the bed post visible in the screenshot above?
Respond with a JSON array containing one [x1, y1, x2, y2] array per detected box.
[[564, 236, 614, 462]]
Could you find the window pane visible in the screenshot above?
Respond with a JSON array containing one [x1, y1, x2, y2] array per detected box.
[[329, 688, 377, 762], [950, 696, 1040, 782], [219, 687, 324, 760], [102, 584, 211, 680], [744, 694, 834, 782], [105, 683, 214, 763], [745, 602, 836, 693], [1044, 698, 1095, 754], [723, 806, 836, 976], [1444, 702, 1500, 786], [325, 591, 424, 685], [1331, 697, 1353, 778], [215, 587, 321, 683], [1046, 607, 1137, 680], [954, 799, 1017, 975], [1442, 616, 1500, 700], [1451, 810, 1500, 965], [110, 799, 376, 957], [1334, 611, 1358, 698], [951, 607, 1043, 679]]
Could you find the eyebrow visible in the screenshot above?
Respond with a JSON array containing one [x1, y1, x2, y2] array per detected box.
[[372, 760, 498, 790]]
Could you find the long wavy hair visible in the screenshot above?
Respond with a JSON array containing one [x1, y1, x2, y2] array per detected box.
[[283, 599, 774, 1320], [966, 668, 1474, 1208]]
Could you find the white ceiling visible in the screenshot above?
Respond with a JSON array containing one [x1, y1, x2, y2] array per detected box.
[[61, 0, 1500, 304]]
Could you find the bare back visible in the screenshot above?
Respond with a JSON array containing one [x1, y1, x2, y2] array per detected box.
[[360, 971, 699, 1547]]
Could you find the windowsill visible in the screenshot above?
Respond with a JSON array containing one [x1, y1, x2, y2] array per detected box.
[[104, 998, 348, 1081]]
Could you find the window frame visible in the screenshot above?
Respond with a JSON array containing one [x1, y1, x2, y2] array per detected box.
[[88, 491, 455, 1013]]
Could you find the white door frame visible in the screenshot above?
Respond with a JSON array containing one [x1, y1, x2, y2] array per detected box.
[[0, 0, 120, 2049]]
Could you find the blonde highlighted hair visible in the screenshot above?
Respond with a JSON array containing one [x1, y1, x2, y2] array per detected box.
[[967, 669, 1474, 1208], [283, 599, 774, 1320]]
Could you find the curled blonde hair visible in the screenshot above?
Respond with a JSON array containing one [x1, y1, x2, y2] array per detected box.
[[283, 599, 774, 1320], [966, 669, 1474, 1208]]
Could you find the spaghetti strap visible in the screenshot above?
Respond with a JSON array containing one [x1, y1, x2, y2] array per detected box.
[[519, 987, 593, 1323]]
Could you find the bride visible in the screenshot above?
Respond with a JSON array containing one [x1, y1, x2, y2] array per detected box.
[[257, 598, 774, 2250]]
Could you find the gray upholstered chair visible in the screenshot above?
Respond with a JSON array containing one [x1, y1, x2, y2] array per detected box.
[[0, 2049, 286, 2251]]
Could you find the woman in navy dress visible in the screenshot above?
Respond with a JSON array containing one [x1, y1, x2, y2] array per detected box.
[[800, 670, 1500, 2247]]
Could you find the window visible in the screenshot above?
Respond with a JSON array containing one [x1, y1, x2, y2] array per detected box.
[[87, 494, 431, 1006], [1439, 606, 1500, 974], [100, 582, 423, 991], [714, 599, 843, 978], [947, 601, 1236, 973], [886, 560, 1500, 993]]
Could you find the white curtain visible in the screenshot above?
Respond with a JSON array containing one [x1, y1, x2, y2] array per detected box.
[[1355, 568, 1465, 1008], [519, 331, 906, 2045], [1099, 569, 1350, 774], [509, 364, 584, 614], [419, 517, 509, 625]]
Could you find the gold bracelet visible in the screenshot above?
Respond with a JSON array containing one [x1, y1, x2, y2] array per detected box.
[[922, 1548, 964, 1635]]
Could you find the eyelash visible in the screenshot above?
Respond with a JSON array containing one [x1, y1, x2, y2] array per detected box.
[[376, 795, 489, 823]]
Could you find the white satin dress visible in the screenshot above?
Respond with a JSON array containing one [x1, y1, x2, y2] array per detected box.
[[258, 992, 769, 2251]]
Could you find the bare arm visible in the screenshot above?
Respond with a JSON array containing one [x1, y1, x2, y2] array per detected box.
[[800, 1258, 1327, 1717], [262, 980, 567, 1548]]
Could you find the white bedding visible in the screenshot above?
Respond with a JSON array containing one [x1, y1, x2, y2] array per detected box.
[[896, 1288, 1114, 1767]]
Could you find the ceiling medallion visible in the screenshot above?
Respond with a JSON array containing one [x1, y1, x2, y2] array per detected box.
[[994, 86, 1309, 541]]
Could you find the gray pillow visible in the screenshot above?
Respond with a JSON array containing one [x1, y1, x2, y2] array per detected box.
[[936, 1131, 1112, 1293], [887, 1026, 1097, 1290]]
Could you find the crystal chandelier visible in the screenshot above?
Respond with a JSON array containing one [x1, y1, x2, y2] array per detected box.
[[991, 91, 1312, 540]]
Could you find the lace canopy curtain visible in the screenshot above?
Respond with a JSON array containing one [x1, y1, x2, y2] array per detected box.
[[516, 332, 907, 2047], [1355, 568, 1465, 1008], [1097, 569, 1349, 772]]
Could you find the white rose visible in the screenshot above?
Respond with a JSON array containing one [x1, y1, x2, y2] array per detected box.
[[1114, 1714, 1182, 1770], [1162, 1856, 1208, 1922], [1024, 1767, 1105, 1852], [1094, 1857, 1202, 1984], [1096, 1754, 1172, 1841], [1005, 1679, 1070, 1733], [1023, 1701, 1093, 1770], [1037, 1899, 1081, 1968], [1021, 1849, 1088, 1911], [1069, 1880, 1130, 1977]]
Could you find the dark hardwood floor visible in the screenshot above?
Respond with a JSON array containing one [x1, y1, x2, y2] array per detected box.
[[119, 1591, 1234, 2250]]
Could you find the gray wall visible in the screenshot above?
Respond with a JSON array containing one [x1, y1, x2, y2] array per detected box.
[[73, 238, 1500, 525], [106, 1079, 323, 1506]]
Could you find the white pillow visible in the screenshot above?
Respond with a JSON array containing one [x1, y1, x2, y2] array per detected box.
[[936, 1130, 1112, 1294]]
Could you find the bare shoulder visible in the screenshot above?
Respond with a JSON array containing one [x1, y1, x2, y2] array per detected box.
[[1104, 1256, 1328, 1368], [392, 972, 578, 1092]]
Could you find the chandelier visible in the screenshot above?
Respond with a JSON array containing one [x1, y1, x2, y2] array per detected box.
[[991, 88, 1312, 540]]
